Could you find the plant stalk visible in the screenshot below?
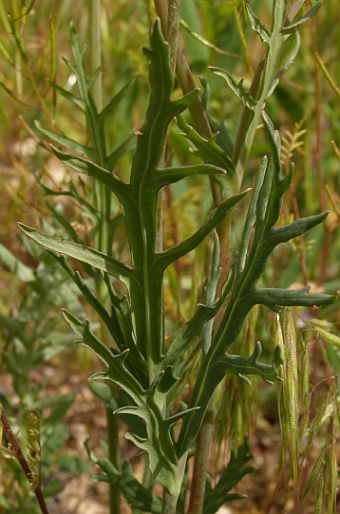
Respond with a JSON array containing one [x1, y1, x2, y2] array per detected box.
[[187, 391, 216, 514], [154, 3, 236, 512], [162, 490, 178, 514], [88, 2, 121, 513], [1, 405, 50, 514]]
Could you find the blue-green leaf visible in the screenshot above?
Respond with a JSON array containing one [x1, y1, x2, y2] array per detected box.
[[203, 438, 254, 514], [50, 146, 131, 205], [215, 341, 283, 385], [177, 115, 234, 174], [35, 120, 97, 161], [90, 457, 162, 514], [209, 68, 257, 111], [18, 224, 132, 285], [246, 4, 271, 44], [282, 0, 323, 34], [151, 163, 226, 190], [158, 191, 248, 269]]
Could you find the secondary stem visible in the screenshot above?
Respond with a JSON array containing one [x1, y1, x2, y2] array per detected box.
[[1, 405, 50, 514]]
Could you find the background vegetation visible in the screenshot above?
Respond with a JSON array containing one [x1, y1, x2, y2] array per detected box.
[[0, 1, 339, 513]]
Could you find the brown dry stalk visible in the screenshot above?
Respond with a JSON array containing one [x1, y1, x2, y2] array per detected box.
[[0, 404, 50, 514]]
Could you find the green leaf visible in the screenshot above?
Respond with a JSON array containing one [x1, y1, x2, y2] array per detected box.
[[250, 286, 334, 312], [151, 163, 226, 190], [176, 111, 335, 458], [267, 29, 300, 98], [18, 223, 133, 285], [50, 146, 131, 205], [106, 134, 136, 170], [88, 381, 113, 402], [162, 302, 220, 368], [130, 20, 199, 189], [63, 310, 147, 406], [177, 115, 234, 174], [158, 191, 248, 269], [57, 455, 91, 474], [209, 68, 257, 111], [98, 80, 135, 124], [237, 157, 267, 273], [203, 438, 254, 514], [47, 80, 85, 110], [282, 0, 323, 34], [0, 313, 31, 345], [35, 120, 97, 161], [199, 77, 234, 157], [215, 341, 283, 385], [37, 394, 75, 435], [91, 459, 162, 514], [246, 4, 271, 44], [0, 243, 35, 283]]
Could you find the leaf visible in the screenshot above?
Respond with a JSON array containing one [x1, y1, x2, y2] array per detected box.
[[35, 120, 97, 161], [250, 286, 335, 313], [50, 146, 132, 205], [267, 29, 300, 98], [48, 80, 85, 110], [237, 157, 268, 273], [176, 111, 336, 458], [106, 134, 136, 170], [91, 458, 162, 514], [98, 80, 135, 124], [18, 223, 133, 285], [63, 309, 183, 488], [57, 455, 91, 474], [215, 341, 283, 385], [163, 302, 220, 368], [203, 437, 254, 514], [282, 0, 323, 34], [0, 313, 31, 345], [177, 115, 234, 174], [36, 394, 75, 428], [63, 310, 143, 395], [246, 4, 271, 44], [209, 68, 257, 111], [0, 243, 35, 283], [158, 191, 249, 269], [199, 76, 234, 158], [202, 232, 222, 355], [151, 163, 226, 190], [130, 20, 199, 189]]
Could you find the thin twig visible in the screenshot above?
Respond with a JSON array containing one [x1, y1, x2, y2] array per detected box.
[[1, 404, 50, 514]]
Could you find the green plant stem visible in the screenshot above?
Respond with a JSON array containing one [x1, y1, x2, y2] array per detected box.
[[232, 0, 253, 77], [153, 6, 236, 514], [88, 0, 110, 257], [167, 0, 180, 76], [154, 0, 220, 203], [187, 391, 216, 514], [310, 12, 330, 288], [88, 2, 120, 513], [162, 490, 177, 514], [233, 0, 287, 186], [1, 405, 50, 514], [154, 4, 236, 512], [156, 0, 181, 254], [89, 0, 102, 111], [232, 56, 265, 172]]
